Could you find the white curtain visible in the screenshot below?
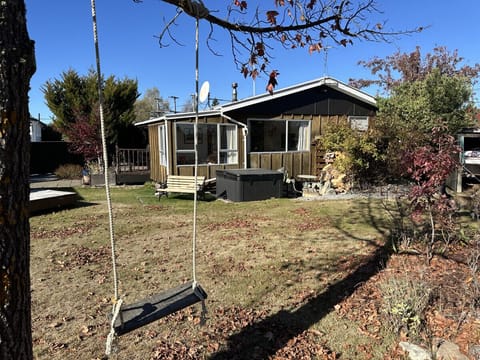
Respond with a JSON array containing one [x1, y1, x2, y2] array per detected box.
[[159, 125, 167, 165], [297, 121, 309, 151], [226, 125, 237, 164]]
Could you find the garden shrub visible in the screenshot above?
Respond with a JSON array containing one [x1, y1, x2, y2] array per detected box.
[[319, 122, 384, 186], [380, 276, 433, 340], [54, 164, 83, 179], [401, 126, 462, 260], [467, 236, 480, 313]]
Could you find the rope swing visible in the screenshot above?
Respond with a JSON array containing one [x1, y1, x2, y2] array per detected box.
[[88, 1, 207, 356]]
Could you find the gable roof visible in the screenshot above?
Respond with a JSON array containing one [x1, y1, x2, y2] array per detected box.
[[220, 76, 377, 112], [30, 117, 47, 127], [135, 76, 376, 126]]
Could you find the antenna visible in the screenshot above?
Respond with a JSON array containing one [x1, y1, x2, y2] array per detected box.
[[323, 46, 332, 77]]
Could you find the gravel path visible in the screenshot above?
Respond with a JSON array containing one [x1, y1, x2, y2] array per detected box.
[[295, 185, 410, 201]]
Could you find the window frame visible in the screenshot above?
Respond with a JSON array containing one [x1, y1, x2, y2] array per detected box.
[[174, 122, 238, 166], [248, 118, 310, 153], [219, 124, 238, 165]]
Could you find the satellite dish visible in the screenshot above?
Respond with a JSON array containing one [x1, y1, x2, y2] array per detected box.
[[199, 81, 210, 103]]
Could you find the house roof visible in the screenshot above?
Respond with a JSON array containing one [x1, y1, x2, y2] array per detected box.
[[135, 76, 377, 127], [220, 76, 377, 111], [135, 109, 221, 126], [30, 117, 47, 127]]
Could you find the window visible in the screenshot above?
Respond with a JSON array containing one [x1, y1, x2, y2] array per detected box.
[[220, 124, 238, 164], [176, 123, 195, 165], [175, 123, 238, 165], [158, 125, 167, 166], [249, 119, 310, 152], [349, 116, 369, 131], [288, 121, 309, 151]]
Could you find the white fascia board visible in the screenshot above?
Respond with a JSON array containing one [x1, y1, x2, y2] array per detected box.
[[164, 109, 221, 121], [332, 79, 377, 107], [134, 109, 221, 126], [134, 116, 166, 126]]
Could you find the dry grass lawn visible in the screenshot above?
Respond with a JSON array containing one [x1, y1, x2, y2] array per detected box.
[[30, 184, 400, 359]]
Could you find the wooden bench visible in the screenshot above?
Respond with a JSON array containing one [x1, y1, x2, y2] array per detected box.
[[155, 175, 206, 199]]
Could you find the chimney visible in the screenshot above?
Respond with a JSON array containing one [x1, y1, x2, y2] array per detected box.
[[232, 82, 238, 102]]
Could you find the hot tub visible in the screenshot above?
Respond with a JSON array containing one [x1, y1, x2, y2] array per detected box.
[[216, 168, 283, 202]]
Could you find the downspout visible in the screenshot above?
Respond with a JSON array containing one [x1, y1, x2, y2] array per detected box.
[[221, 112, 248, 169]]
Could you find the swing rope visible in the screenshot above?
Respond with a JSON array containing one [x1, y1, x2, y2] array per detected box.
[[192, 12, 200, 286], [192, 15, 207, 323], [89, 0, 122, 355], [89, 1, 207, 355], [90, 0, 118, 301]]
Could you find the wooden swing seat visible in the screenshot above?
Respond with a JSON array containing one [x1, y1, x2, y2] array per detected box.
[[113, 281, 207, 336]]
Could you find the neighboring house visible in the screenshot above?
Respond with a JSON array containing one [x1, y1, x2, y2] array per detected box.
[[447, 110, 480, 192], [136, 76, 377, 183], [448, 127, 480, 192], [30, 117, 46, 142]]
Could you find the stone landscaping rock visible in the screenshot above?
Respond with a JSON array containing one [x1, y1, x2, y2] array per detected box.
[[468, 344, 480, 360], [399, 342, 432, 360], [399, 340, 471, 360], [435, 339, 469, 360]]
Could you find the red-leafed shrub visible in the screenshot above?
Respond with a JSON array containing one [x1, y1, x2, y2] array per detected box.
[[402, 126, 462, 260]]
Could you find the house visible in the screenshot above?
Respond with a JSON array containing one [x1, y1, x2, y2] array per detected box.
[[136, 76, 377, 184], [446, 109, 480, 193], [30, 117, 46, 142], [447, 127, 480, 193]]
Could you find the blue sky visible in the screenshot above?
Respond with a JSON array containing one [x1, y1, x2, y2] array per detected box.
[[25, 0, 480, 122]]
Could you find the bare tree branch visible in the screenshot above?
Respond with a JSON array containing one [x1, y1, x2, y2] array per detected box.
[[135, 0, 423, 78], [154, 8, 185, 47]]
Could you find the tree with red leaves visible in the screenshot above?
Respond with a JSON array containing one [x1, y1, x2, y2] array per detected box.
[[350, 46, 480, 94], [352, 47, 479, 181], [63, 109, 103, 166], [402, 126, 461, 261]]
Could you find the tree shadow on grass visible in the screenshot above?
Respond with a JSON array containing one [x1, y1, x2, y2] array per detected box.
[[210, 241, 392, 359]]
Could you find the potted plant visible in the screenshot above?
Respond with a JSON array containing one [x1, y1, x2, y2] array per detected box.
[[87, 161, 116, 186], [82, 166, 91, 185]]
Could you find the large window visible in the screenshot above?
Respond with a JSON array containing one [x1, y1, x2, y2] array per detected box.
[[176, 123, 238, 165], [249, 119, 310, 152]]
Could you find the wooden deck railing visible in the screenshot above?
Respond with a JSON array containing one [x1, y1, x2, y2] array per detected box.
[[115, 147, 150, 173]]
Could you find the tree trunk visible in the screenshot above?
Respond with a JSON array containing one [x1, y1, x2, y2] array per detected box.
[[0, 1, 36, 359]]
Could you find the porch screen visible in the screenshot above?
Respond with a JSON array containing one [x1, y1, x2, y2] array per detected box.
[[250, 119, 309, 152], [176, 123, 238, 165]]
